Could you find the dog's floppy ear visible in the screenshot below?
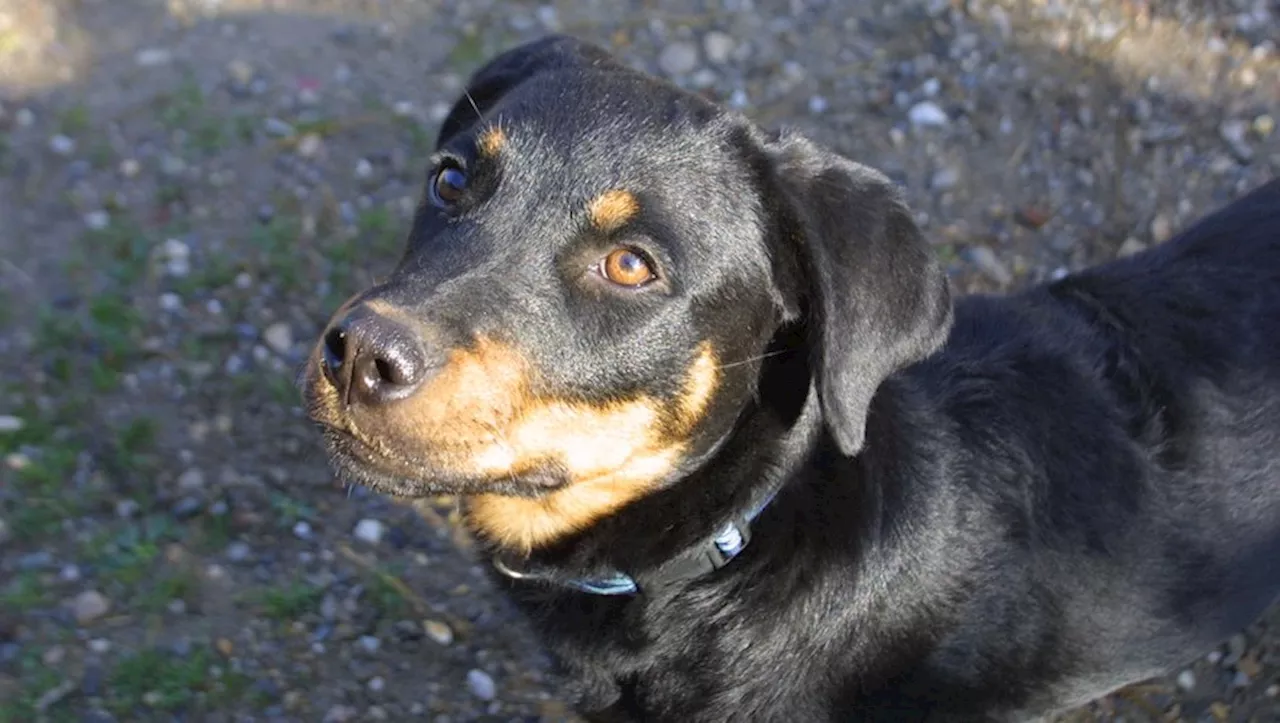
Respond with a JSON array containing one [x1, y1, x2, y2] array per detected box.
[[763, 130, 953, 456], [435, 34, 620, 147]]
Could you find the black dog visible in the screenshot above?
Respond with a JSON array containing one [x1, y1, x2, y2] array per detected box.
[[301, 35, 1280, 722]]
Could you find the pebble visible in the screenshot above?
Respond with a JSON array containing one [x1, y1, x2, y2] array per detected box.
[[703, 31, 735, 65], [930, 166, 961, 191], [423, 619, 453, 646], [60, 564, 81, 582], [87, 638, 111, 654], [263, 323, 294, 355], [0, 415, 23, 433], [227, 59, 255, 86], [353, 518, 386, 545], [964, 245, 1013, 286], [323, 705, 358, 723], [293, 521, 313, 540], [1150, 214, 1174, 244], [84, 211, 110, 230], [296, 133, 323, 158], [264, 117, 296, 138], [172, 497, 203, 520], [226, 541, 252, 562], [1254, 114, 1274, 138], [134, 48, 172, 67], [808, 95, 829, 114], [358, 635, 381, 654], [1219, 119, 1254, 161], [354, 158, 375, 180], [658, 42, 699, 76], [367, 676, 386, 693], [159, 293, 183, 312], [119, 158, 141, 178], [1224, 633, 1248, 665], [19, 550, 53, 569], [1116, 238, 1147, 258], [16, 108, 35, 127], [115, 499, 140, 518], [1266, 683, 1279, 697], [49, 135, 76, 155], [1176, 669, 1196, 691], [177, 467, 205, 491], [466, 669, 497, 701], [72, 590, 111, 624], [908, 101, 949, 128]]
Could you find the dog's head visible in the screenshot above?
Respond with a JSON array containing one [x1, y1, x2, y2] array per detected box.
[[301, 35, 952, 551]]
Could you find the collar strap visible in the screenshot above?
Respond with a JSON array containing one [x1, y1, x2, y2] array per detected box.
[[491, 485, 781, 597]]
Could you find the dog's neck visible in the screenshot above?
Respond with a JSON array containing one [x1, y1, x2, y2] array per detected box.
[[477, 380, 830, 596]]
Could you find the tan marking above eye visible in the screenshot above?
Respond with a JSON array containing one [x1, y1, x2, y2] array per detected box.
[[477, 126, 506, 156], [586, 189, 639, 233]]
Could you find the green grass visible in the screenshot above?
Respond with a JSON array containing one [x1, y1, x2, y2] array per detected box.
[[253, 581, 324, 620], [58, 103, 91, 136], [5, 440, 85, 537], [0, 571, 50, 611], [106, 645, 251, 715], [0, 649, 71, 722], [82, 514, 181, 588], [249, 215, 305, 290], [136, 567, 201, 614]]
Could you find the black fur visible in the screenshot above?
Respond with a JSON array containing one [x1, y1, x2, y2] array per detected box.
[[306, 35, 1280, 722]]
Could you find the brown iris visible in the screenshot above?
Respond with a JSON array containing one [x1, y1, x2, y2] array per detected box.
[[430, 166, 467, 207], [601, 248, 655, 287]]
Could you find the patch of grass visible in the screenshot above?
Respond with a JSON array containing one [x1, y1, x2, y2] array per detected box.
[[0, 571, 50, 611], [6, 441, 84, 537], [157, 75, 205, 131], [249, 215, 305, 290], [106, 645, 251, 715], [267, 491, 315, 526], [0, 649, 69, 722], [365, 565, 410, 619], [58, 102, 91, 136], [83, 514, 180, 587], [79, 217, 153, 287], [136, 567, 200, 614], [252, 581, 324, 620]]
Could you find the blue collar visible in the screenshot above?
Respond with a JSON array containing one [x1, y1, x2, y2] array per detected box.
[[491, 485, 783, 596]]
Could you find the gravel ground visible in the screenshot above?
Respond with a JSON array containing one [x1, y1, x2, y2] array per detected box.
[[1, 0, 1277, 721]]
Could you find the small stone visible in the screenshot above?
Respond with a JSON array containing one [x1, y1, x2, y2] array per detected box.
[[1014, 206, 1052, 230], [119, 159, 141, 177], [1208, 701, 1230, 720], [354, 158, 375, 180], [293, 521, 313, 540], [1224, 633, 1247, 665], [1206, 649, 1223, 665], [423, 619, 453, 646], [0, 415, 23, 433], [1265, 682, 1279, 697], [134, 48, 172, 67], [177, 467, 205, 491], [466, 669, 496, 701], [727, 88, 749, 109], [1150, 213, 1174, 243], [1254, 114, 1274, 138], [256, 203, 275, 224], [536, 5, 560, 29], [296, 133, 323, 158], [227, 59, 255, 85], [367, 676, 386, 693], [703, 31, 735, 65], [323, 705, 358, 723], [167, 599, 187, 615], [392, 100, 415, 117], [1175, 669, 1195, 691], [808, 95, 828, 114], [215, 638, 234, 656], [87, 638, 111, 654], [43, 645, 66, 666], [172, 497, 203, 520], [263, 323, 294, 355], [143, 691, 163, 707], [1117, 237, 1147, 258], [921, 77, 941, 96], [226, 541, 252, 562], [965, 245, 1013, 286], [59, 564, 81, 582], [72, 590, 111, 624], [908, 101, 949, 128], [264, 117, 296, 138], [16, 108, 35, 127], [358, 635, 381, 654], [428, 101, 452, 123], [353, 518, 386, 545], [658, 42, 699, 76], [115, 499, 140, 518], [49, 135, 76, 155], [930, 166, 961, 191], [160, 154, 186, 177], [158, 293, 183, 312], [1232, 670, 1251, 687], [84, 211, 110, 230]]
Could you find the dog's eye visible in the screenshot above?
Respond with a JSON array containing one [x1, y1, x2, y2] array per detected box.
[[599, 248, 656, 287], [429, 166, 468, 208]]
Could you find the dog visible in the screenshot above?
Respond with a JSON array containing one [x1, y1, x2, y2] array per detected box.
[[300, 35, 1280, 722]]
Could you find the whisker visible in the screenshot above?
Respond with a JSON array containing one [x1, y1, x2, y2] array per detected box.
[[464, 90, 482, 121], [715, 349, 793, 370]]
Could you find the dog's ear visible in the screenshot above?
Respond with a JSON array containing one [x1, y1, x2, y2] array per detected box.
[[762, 130, 953, 456], [435, 34, 620, 147]]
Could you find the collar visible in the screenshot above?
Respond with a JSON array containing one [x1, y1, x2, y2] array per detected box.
[[491, 485, 783, 596]]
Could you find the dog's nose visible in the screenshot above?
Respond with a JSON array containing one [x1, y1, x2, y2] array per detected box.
[[321, 305, 429, 405]]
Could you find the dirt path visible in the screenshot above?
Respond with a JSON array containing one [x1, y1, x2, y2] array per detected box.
[[1, 0, 1277, 720]]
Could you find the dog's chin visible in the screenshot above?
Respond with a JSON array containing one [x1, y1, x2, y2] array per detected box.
[[317, 428, 567, 500]]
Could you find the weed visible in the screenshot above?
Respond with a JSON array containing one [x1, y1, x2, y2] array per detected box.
[[107, 644, 251, 714], [0, 571, 49, 611], [58, 103, 91, 136], [253, 581, 324, 620]]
